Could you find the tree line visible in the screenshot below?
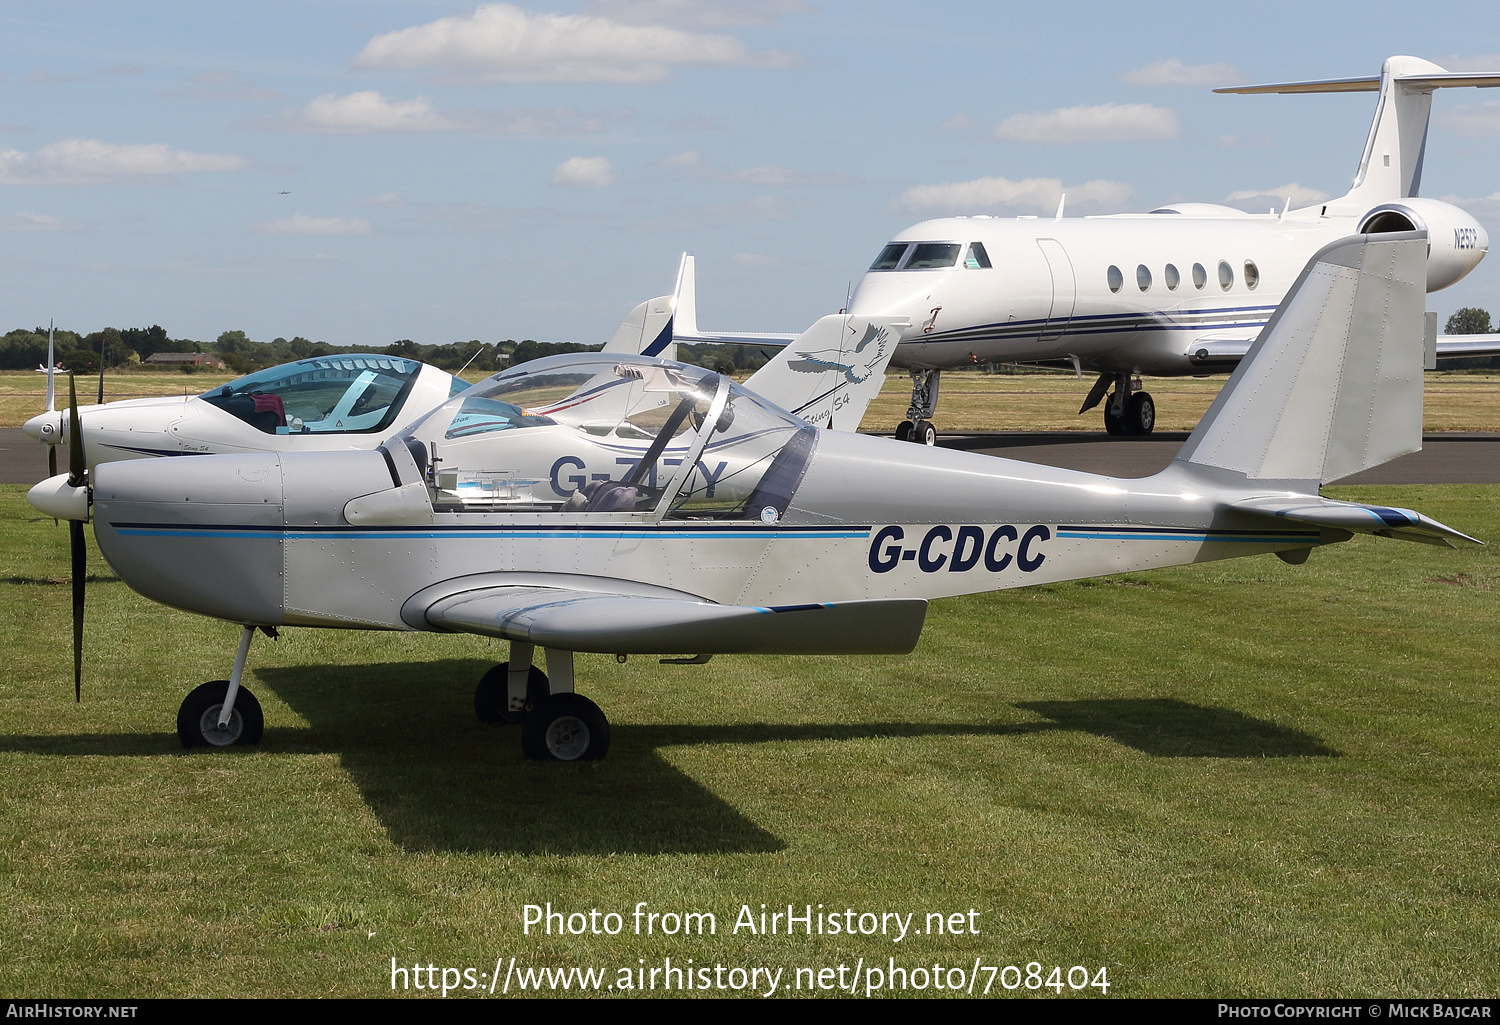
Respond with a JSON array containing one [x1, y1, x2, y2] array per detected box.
[[0, 324, 773, 377]]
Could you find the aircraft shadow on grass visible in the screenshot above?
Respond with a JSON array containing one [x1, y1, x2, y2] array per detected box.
[[2, 662, 1337, 855]]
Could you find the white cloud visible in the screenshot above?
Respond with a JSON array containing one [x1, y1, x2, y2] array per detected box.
[[0, 139, 246, 185], [658, 149, 855, 186], [552, 156, 616, 187], [1224, 183, 1330, 209], [0, 212, 79, 231], [268, 91, 609, 136], [993, 103, 1180, 143], [1119, 58, 1242, 87], [352, 2, 799, 84], [895, 176, 1133, 215], [583, 0, 811, 28], [251, 213, 373, 236], [1439, 101, 1500, 139]]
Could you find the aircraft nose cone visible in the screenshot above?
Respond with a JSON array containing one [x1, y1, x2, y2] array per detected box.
[[23, 410, 62, 444], [28, 473, 89, 521]]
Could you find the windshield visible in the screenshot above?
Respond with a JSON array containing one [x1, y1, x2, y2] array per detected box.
[[401, 353, 816, 519], [201, 355, 423, 435]]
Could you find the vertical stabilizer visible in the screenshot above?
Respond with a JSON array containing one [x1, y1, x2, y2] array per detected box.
[[672, 252, 699, 340], [1339, 56, 1443, 208], [1176, 232, 1427, 486], [601, 294, 675, 361], [745, 315, 900, 431]]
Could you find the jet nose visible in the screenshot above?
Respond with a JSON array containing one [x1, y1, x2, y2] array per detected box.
[[23, 410, 63, 445]]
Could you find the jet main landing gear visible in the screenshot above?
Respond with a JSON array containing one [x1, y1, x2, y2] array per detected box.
[[1084, 373, 1155, 436]]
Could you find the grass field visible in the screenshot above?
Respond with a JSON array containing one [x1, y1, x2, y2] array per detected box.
[[1, 484, 1496, 998], [5, 369, 1500, 433]]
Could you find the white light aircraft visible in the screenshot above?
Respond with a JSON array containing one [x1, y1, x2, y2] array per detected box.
[[28, 233, 1479, 760], [674, 56, 1500, 441]]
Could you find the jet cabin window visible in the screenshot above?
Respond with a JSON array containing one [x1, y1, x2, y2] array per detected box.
[[200, 355, 422, 435], [1218, 260, 1234, 291], [1165, 264, 1180, 290], [401, 354, 816, 520], [1107, 265, 1124, 293]]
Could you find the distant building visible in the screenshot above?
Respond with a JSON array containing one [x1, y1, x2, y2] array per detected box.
[[143, 352, 226, 369]]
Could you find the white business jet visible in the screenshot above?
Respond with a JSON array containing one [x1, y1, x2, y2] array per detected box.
[[674, 55, 1500, 442]]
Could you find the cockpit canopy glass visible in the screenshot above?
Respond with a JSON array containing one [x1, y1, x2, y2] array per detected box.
[[869, 243, 910, 270], [400, 353, 817, 519], [868, 241, 967, 271], [903, 243, 962, 269], [200, 355, 424, 435]]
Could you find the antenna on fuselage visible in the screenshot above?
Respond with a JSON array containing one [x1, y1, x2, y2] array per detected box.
[[1054, 193, 1066, 220]]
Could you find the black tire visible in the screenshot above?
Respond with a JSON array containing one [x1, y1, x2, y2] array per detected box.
[[177, 680, 264, 749], [1126, 391, 1155, 436], [521, 693, 611, 762], [914, 420, 937, 446], [475, 662, 549, 725], [1103, 400, 1125, 436], [894, 420, 913, 442]]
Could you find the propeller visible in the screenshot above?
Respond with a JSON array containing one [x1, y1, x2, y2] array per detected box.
[[66, 373, 87, 702]]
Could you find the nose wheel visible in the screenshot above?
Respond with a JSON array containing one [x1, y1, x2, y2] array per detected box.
[[178, 680, 264, 748]]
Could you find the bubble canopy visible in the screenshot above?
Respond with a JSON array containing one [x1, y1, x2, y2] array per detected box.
[[398, 353, 817, 519], [199, 355, 446, 435]]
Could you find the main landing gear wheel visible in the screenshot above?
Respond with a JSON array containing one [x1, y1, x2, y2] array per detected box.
[[1103, 405, 1125, 436], [474, 662, 549, 725], [521, 693, 611, 762], [895, 420, 913, 442], [913, 420, 937, 446], [177, 680, 264, 749], [1126, 391, 1155, 436]]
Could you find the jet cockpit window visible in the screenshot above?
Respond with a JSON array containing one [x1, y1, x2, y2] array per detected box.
[[200, 355, 422, 435], [903, 243, 962, 270], [400, 354, 816, 519], [964, 242, 992, 269], [869, 243, 910, 270]]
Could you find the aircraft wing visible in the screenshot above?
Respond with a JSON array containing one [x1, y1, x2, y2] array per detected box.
[[422, 584, 927, 654], [1187, 333, 1500, 367], [1227, 496, 1480, 547], [1436, 333, 1500, 359]]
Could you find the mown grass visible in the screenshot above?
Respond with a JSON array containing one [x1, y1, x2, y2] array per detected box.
[[5, 370, 1500, 433], [0, 485, 1497, 998]]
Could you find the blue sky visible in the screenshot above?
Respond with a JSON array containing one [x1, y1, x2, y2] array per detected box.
[[4, 0, 1500, 346]]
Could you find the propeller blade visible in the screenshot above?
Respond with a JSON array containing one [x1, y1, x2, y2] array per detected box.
[[70, 518, 84, 702], [48, 445, 57, 479], [65, 372, 87, 701], [67, 373, 85, 486]]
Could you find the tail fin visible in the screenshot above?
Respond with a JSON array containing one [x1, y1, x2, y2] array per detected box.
[[1217, 56, 1500, 211], [745, 314, 900, 430], [600, 293, 675, 360], [1176, 231, 1427, 487]]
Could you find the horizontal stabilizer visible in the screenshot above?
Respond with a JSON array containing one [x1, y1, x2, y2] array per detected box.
[[1229, 495, 1481, 547], [424, 584, 927, 654]]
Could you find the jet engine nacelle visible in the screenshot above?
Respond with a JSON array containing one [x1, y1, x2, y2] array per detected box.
[[1357, 199, 1489, 291]]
